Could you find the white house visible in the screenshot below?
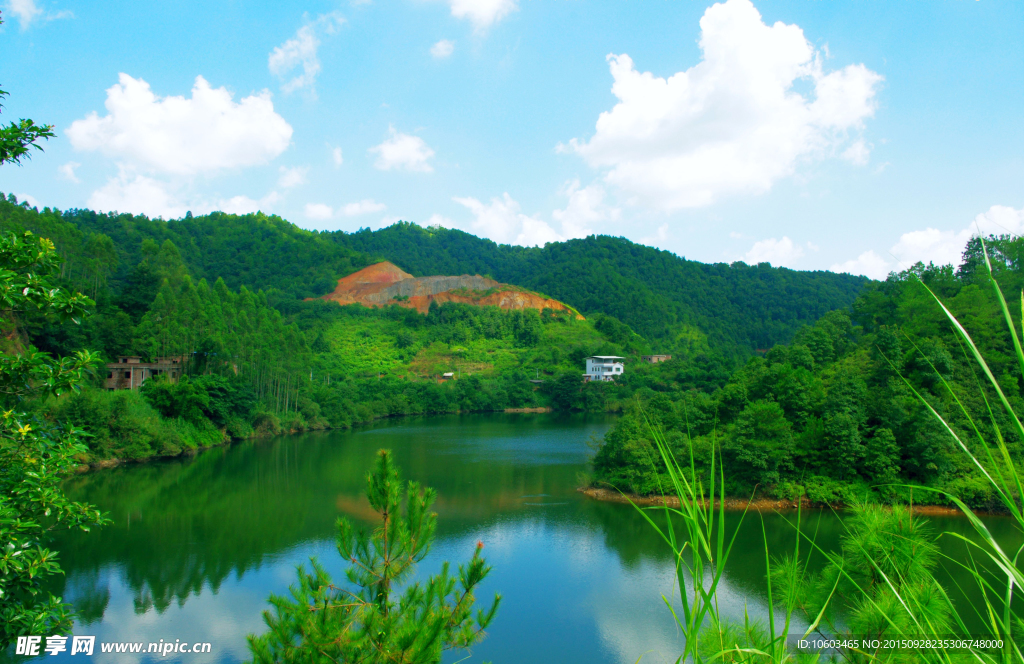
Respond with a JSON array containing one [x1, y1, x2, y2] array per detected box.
[[583, 356, 625, 382]]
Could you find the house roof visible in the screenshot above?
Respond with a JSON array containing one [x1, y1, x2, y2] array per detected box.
[[586, 356, 625, 360]]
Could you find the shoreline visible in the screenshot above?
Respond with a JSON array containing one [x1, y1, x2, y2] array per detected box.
[[577, 486, 997, 517], [74, 407, 563, 473]]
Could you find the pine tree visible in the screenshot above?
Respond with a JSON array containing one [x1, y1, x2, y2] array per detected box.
[[247, 449, 500, 663], [773, 504, 954, 663]]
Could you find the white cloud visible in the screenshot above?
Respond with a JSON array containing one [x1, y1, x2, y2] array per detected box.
[[447, 0, 516, 30], [449, 182, 619, 247], [639, 223, 670, 247], [830, 205, 1024, 279], [888, 206, 1024, 270], [6, 0, 71, 29], [426, 213, 456, 229], [369, 126, 435, 173], [562, 0, 882, 210], [454, 193, 561, 247], [744, 236, 807, 267], [67, 74, 293, 176], [430, 39, 455, 58], [517, 217, 562, 247], [342, 199, 386, 216], [305, 203, 334, 220], [14, 192, 40, 208], [889, 228, 972, 270], [331, 146, 344, 167], [58, 161, 80, 183], [218, 191, 281, 215], [551, 179, 618, 238], [268, 13, 344, 95], [841, 138, 871, 166], [974, 204, 1024, 237], [277, 166, 307, 189], [87, 170, 281, 219], [830, 250, 891, 280], [269, 26, 318, 93], [88, 172, 189, 219], [7, 0, 41, 27]]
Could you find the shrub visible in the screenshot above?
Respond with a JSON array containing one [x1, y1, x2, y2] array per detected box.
[[48, 388, 182, 460], [252, 412, 282, 437]]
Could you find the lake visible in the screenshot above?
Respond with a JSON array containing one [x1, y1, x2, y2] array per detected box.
[[11, 413, 1020, 663]]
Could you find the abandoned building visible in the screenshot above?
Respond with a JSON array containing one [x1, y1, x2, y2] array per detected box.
[[641, 354, 672, 363], [104, 356, 184, 391]]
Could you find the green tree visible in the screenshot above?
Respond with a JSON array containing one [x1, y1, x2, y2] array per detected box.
[[0, 13, 54, 166], [247, 449, 500, 663], [548, 372, 583, 411], [0, 55, 107, 646], [730, 399, 794, 486], [0, 232, 106, 646], [863, 427, 901, 484]]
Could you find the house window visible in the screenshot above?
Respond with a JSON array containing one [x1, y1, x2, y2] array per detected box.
[[124, 371, 131, 379], [107, 371, 113, 379]]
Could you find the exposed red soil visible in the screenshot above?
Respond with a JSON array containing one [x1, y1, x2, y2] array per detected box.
[[320, 261, 583, 318], [323, 261, 415, 306], [577, 486, 995, 516], [578, 487, 811, 512]]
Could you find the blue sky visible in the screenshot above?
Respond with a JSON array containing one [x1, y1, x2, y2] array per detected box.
[[0, 0, 1021, 278]]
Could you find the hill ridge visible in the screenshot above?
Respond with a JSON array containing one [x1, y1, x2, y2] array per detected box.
[[0, 195, 868, 359]]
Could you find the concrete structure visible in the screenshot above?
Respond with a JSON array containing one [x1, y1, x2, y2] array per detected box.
[[583, 356, 624, 382], [641, 354, 672, 364], [104, 356, 184, 390]]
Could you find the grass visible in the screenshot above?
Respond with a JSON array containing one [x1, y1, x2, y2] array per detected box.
[[314, 310, 611, 379], [635, 239, 1023, 662]]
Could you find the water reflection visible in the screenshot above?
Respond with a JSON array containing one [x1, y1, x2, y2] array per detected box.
[[6, 413, 1020, 663]]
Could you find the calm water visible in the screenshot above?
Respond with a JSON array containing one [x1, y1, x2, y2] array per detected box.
[[10, 413, 1022, 663]]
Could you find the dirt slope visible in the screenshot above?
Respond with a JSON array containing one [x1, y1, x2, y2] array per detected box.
[[321, 261, 582, 318]]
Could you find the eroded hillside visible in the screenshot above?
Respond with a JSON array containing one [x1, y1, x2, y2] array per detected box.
[[321, 261, 583, 317]]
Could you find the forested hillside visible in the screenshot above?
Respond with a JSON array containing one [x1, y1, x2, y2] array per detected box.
[[0, 192, 681, 463], [0, 195, 376, 300], [592, 235, 1024, 509], [334, 223, 869, 355], [0, 191, 878, 472], [0, 196, 867, 360]]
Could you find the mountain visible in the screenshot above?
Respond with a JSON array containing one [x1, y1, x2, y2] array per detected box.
[[331, 223, 869, 356], [0, 194, 868, 359], [320, 261, 582, 317]]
